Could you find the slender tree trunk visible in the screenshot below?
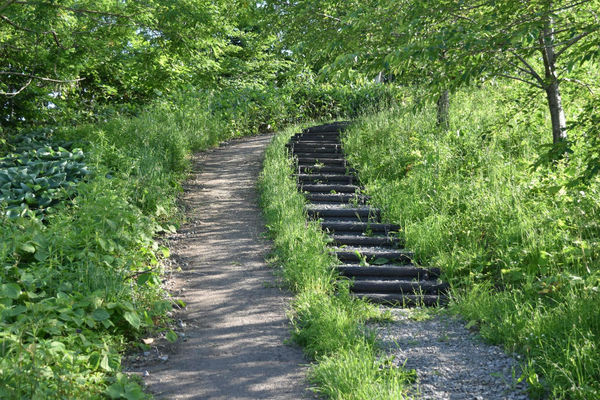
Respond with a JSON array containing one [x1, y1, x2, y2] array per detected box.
[[540, 13, 567, 144], [436, 89, 450, 130], [545, 82, 567, 144]]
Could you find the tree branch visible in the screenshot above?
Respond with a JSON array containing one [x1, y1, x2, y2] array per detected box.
[[13, 1, 132, 18], [0, 78, 32, 96], [499, 74, 543, 89], [561, 77, 596, 93], [510, 50, 545, 85], [316, 12, 341, 23], [1, 14, 68, 49], [555, 27, 599, 59], [0, 71, 85, 83]]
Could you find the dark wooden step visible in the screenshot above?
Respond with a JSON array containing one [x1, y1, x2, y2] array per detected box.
[[297, 174, 355, 184], [291, 134, 341, 142], [299, 165, 353, 174], [305, 193, 369, 203], [290, 146, 342, 154], [300, 184, 360, 193], [353, 293, 445, 307], [297, 157, 346, 166], [331, 234, 397, 247], [289, 140, 341, 147], [288, 142, 342, 150], [293, 152, 344, 159], [350, 278, 449, 294], [306, 207, 378, 219], [303, 122, 350, 133], [337, 264, 440, 279], [320, 221, 399, 233], [334, 247, 413, 263]]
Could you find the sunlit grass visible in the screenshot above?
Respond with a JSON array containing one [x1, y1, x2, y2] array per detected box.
[[343, 82, 600, 399]]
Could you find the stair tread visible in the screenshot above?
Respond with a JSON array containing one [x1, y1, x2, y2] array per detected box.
[[320, 221, 399, 231], [331, 235, 397, 246], [300, 184, 361, 193], [336, 264, 441, 278]]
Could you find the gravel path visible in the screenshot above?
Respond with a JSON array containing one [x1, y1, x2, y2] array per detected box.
[[372, 309, 530, 400], [137, 135, 313, 400]]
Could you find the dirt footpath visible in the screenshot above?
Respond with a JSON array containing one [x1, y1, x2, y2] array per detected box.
[[143, 134, 312, 399]]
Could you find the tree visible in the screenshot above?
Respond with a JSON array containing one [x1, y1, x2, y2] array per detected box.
[[418, 0, 600, 144], [0, 0, 253, 126]]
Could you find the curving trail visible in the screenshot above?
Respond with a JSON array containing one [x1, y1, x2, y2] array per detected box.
[[142, 134, 312, 400]]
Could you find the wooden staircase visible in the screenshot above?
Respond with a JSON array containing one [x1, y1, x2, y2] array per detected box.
[[288, 122, 448, 306]]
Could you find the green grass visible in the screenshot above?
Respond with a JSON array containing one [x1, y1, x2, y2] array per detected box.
[[342, 83, 600, 399], [258, 125, 414, 399]]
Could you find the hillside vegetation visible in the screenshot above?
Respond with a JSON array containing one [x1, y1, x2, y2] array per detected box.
[[343, 83, 600, 399]]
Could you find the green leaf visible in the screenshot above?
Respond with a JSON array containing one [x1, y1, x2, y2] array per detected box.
[[123, 311, 141, 330], [92, 308, 111, 321], [123, 382, 145, 400], [1, 283, 21, 299], [100, 354, 112, 371], [371, 257, 389, 265], [19, 243, 36, 254], [136, 272, 151, 286]]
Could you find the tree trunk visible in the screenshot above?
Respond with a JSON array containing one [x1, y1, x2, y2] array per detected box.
[[540, 14, 567, 144], [545, 82, 567, 144], [436, 90, 450, 130]]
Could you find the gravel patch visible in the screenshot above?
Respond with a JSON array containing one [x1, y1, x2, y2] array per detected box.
[[371, 308, 530, 400]]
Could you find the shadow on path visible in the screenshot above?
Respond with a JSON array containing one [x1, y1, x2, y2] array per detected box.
[[141, 135, 313, 400]]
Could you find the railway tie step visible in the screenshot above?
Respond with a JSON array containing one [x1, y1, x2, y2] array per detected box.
[[290, 121, 448, 307], [300, 184, 360, 193], [320, 221, 400, 233], [333, 247, 413, 263], [305, 193, 369, 203], [296, 174, 356, 184], [293, 152, 346, 159], [297, 157, 347, 166], [336, 264, 441, 279], [298, 165, 353, 174], [331, 234, 397, 247], [306, 207, 378, 219]]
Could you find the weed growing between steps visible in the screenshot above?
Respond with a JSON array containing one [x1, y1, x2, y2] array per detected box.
[[258, 126, 414, 399], [342, 83, 600, 399], [0, 84, 398, 399]]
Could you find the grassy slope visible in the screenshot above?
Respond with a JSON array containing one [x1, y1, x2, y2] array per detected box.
[[258, 126, 415, 399], [343, 83, 600, 399]]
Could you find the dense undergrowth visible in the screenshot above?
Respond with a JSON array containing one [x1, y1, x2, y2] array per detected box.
[[343, 83, 600, 399], [258, 126, 415, 399], [0, 83, 397, 399]]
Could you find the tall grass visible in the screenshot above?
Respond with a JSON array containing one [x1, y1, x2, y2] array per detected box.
[[258, 126, 414, 399], [343, 83, 600, 399]]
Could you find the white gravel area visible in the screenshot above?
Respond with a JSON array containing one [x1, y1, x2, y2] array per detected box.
[[371, 308, 530, 400]]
